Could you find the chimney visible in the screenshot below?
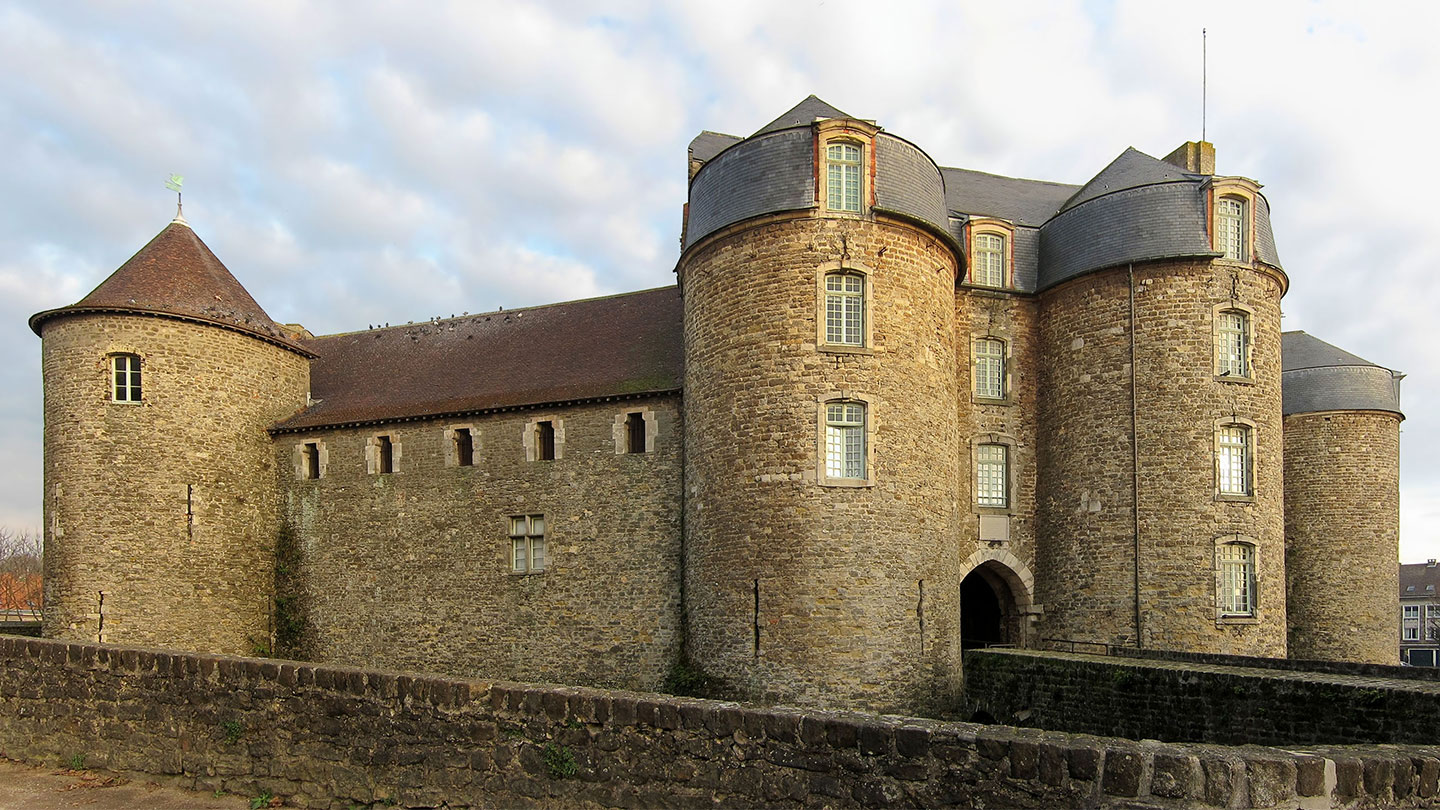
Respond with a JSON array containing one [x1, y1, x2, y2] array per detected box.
[[1163, 141, 1215, 176]]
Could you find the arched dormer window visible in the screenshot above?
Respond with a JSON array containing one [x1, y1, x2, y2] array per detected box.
[[972, 232, 1006, 287], [1217, 195, 1247, 262], [109, 353, 142, 403], [826, 141, 863, 212]]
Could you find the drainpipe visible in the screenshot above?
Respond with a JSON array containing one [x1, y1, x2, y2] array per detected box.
[[1128, 264, 1143, 649]]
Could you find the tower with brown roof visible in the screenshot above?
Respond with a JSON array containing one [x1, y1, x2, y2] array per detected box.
[[30, 214, 312, 654]]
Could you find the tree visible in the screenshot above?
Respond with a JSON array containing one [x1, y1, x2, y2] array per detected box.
[[0, 527, 42, 619]]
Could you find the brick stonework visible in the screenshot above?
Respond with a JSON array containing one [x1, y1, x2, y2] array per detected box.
[[681, 213, 963, 713], [1035, 261, 1286, 656], [1284, 411, 1402, 664], [40, 313, 309, 654], [278, 397, 682, 691]]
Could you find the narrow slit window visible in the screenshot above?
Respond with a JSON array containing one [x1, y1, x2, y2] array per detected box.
[[303, 442, 320, 480], [111, 354, 142, 402], [377, 435, 394, 474], [454, 428, 474, 467], [536, 421, 555, 461], [626, 412, 647, 454]]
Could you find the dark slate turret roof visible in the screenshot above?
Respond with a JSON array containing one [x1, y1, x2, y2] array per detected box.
[[1060, 148, 1199, 212], [1281, 331, 1403, 417], [29, 219, 309, 355], [274, 287, 683, 432], [753, 95, 854, 135], [941, 167, 1078, 226], [689, 131, 743, 165]]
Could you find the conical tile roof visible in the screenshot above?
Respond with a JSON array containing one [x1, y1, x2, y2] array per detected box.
[[753, 95, 855, 136], [31, 220, 310, 355]]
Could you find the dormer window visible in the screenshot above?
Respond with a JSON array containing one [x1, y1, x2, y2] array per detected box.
[[110, 354, 142, 403], [1217, 196, 1247, 261], [972, 233, 1006, 288], [826, 142, 862, 212]]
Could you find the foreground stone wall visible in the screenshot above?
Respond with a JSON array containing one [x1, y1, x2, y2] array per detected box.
[[3, 637, 1438, 809], [965, 648, 1440, 747]]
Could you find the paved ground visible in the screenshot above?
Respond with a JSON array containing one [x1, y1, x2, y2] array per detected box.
[[0, 759, 259, 809]]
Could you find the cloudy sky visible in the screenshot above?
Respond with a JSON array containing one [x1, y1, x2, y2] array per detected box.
[[2, 0, 1437, 560]]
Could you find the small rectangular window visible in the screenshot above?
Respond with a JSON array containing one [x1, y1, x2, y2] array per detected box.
[[824, 401, 866, 479], [824, 273, 865, 346], [1218, 542, 1256, 616], [303, 442, 320, 480], [1216, 310, 1249, 377], [977, 444, 1008, 508], [974, 338, 1006, 399], [111, 354, 142, 402], [377, 435, 394, 474], [509, 514, 546, 573], [454, 428, 474, 467], [536, 421, 555, 461], [1217, 425, 1251, 496], [626, 412, 646, 454], [1404, 604, 1422, 640]]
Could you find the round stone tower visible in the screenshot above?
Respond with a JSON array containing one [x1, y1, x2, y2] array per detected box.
[[1034, 147, 1289, 656], [1281, 331, 1403, 664], [680, 97, 965, 713], [30, 213, 312, 655]]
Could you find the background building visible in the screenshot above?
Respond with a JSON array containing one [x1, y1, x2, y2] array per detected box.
[[1400, 561, 1440, 666]]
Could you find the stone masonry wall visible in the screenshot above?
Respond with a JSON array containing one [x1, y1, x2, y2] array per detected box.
[[681, 213, 962, 715], [1035, 260, 1286, 655], [958, 288, 1042, 644], [40, 313, 310, 655], [4, 636, 1437, 809], [965, 648, 1440, 747], [276, 396, 682, 693], [1284, 410, 1402, 664]]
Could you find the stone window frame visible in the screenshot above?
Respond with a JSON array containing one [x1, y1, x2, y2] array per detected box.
[[972, 433, 1017, 513], [508, 514, 547, 575], [1214, 534, 1259, 624], [966, 218, 1015, 289], [814, 118, 877, 217], [815, 262, 875, 354], [972, 333, 1012, 403], [366, 433, 401, 475], [1212, 302, 1255, 384], [524, 416, 565, 462], [816, 392, 875, 488], [613, 408, 658, 455], [107, 351, 144, 405], [444, 424, 480, 468], [1213, 417, 1256, 501], [1207, 178, 1261, 265], [294, 439, 328, 480]]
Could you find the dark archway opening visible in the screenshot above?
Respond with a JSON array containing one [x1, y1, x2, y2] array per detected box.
[[961, 566, 1015, 649]]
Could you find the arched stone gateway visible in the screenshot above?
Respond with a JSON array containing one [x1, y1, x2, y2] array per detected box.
[[960, 550, 1038, 649]]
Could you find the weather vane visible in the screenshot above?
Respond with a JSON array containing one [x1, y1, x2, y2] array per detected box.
[[165, 173, 185, 221]]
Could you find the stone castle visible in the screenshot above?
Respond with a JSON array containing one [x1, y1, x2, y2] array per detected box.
[[30, 97, 1405, 715]]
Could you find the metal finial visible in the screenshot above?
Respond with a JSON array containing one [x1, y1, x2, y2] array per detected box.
[[165, 174, 187, 224]]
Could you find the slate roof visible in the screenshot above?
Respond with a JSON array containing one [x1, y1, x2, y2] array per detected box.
[[1281, 330, 1382, 371], [689, 131, 743, 165], [29, 220, 309, 355], [1401, 562, 1440, 597], [1060, 148, 1199, 212], [753, 95, 854, 135], [1281, 331, 1403, 417], [275, 287, 683, 432], [941, 167, 1078, 227]]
